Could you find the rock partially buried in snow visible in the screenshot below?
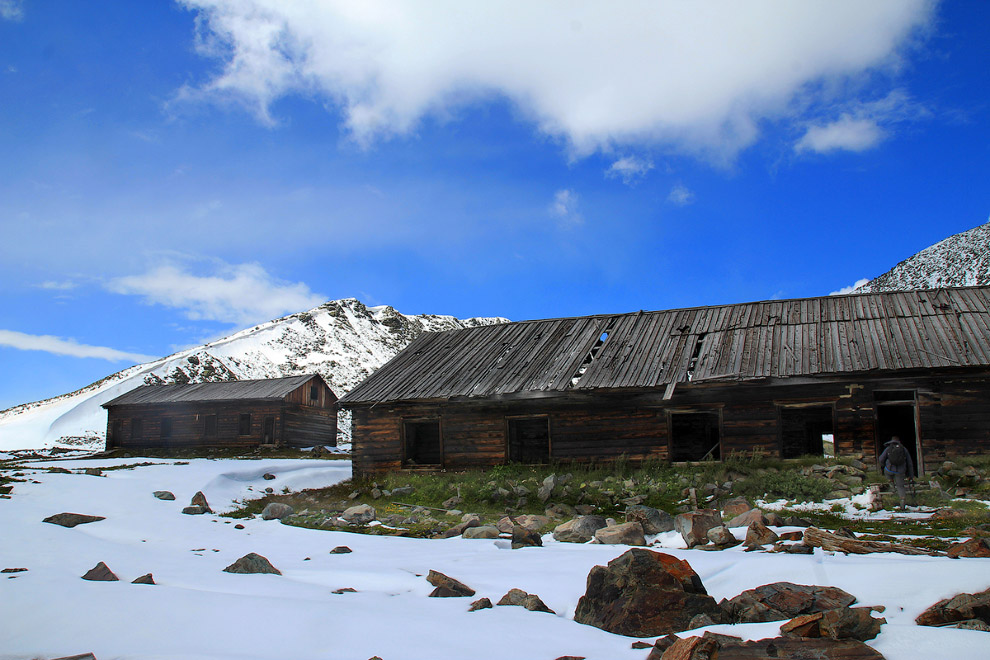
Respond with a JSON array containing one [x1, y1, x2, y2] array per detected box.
[[745, 521, 779, 547], [81, 562, 118, 581], [705, 525, 738, 547], [261, 502, 294, 520], [511, 524, 543, 549], [462, 525, 500, 539], [915, 587, 990, 628], [342, 504, 376, 524], [190, 491, 212, 513], [468, 597, 493, 611], [153, 491, 175, 500], [330, 546, 352, 554], [651, 635, 885, 660], [132, 573, 155, 585], [721, 582, 857, 624], [223, 553, 281, 575], [725, 508, 767, 528], [262, 473, 276, 480], [553, 515, 607, 543], [496, 588, 554, 613], [182, 506, 209, 515], [625, 505, 675, 535], [43, 513, 106, 528], [780, 606, 885, 641], [51, 654, 98, 660], [426, 569, 476, 597], [674, 509, 722, 548], [594, 521, 646, 546]]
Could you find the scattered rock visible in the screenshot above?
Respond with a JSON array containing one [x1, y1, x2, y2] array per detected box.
[[744, 521, 779, 547], [765, 512, 785, 527], [781, 607, 885, 641], [626, 505, 676, 534], [442, 496, 463, 509], [468, 597, 493, 611], [725, 508, 767, 528], [342, 504, 376, 524], [513, 514, 550, 531], [574, 548, 724, 636], [131, 573, 155, 585], [947, 537, 990, 558], [574, 504, 597, 515], [545, 502, 577, 519], [553, 516, 607, 543], [391, 485, 415, 496], [261, 503, 294, 521], [332, 587, 357, 594], [81, 562, 119, 582], [645, 634, 681, 659], [631, 641, 653, 649], [182, 506, 208, 515], [497, 588, 554, 613], [426, 570, 475, 597], [1, 567, 27, 573], [674, 509, 723, 548], [234, 524, 245, 530], [778, 531, 803, 541], [722, 497, 752, 519], [947, 619, 990, 631], [153, 491, 175, 501], [654, 635, 719, 660], [43, 513, 106, 528], [462, 525, 500, 539], [330, 546, 353, 554], [658, 636, 885, 660], [442, 518, 480, 538], [511, 524, 543, 549], [262, 473, 276, 480], [916, 588, 990, 628], [190, 491, 212, 513], [84, 468, 103, 477], [721, 582, 858, 624], [784, 516, 814, 527], [594, 521, 646, 546], [223, 552, 281, 575], [705, 525, 738, 547], [51, 654, 98, 660]]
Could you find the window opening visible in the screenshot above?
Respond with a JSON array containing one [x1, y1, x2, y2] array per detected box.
[[403, 420, 442, 466], [239, 413, 251, 435], [130, 418, 142, 442], [670, 412, 720, 462], [779, 406, 834, 458], [310, 385, 319, 401], [204, 415, 217, 436], [507, 417, 550, 464], [161, 418, 172, 440]]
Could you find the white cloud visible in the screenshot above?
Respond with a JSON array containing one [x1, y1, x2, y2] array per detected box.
[[0, 0, 23, 21], [795, 115, 885, 154], [0, 330, 156, 363], [106, 259, 326, 326], [830, 278, 871, 295], [38, 280, 78, 291], [605, 156, 654, 184], [549, 189, 582, 226], [667, 183, 695, 206], [177, 1, 934, 160]]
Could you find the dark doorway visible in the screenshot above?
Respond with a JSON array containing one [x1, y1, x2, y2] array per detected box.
[[780, 406, 834, 458], [507, 417, 550, 463], [876, 404, 919, 476], [403, 420, 442, 466], [670, 412, 720, 461], [262, 416, 276, 444]]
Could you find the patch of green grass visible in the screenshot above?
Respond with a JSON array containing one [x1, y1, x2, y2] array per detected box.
[[733, 470, 834, 502]]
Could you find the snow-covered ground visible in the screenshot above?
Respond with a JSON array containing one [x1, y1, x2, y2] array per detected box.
[[1, 457, 988, 660]]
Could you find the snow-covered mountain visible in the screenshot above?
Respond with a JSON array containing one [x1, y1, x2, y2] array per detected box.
[[0, 299, 507, 451], [855, 219, 990, 293]]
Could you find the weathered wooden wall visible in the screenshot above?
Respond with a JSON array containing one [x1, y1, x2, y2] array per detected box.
[[350, 368, 990, 477]]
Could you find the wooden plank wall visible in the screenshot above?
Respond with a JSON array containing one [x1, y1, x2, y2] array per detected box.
[[107, 401, 284, 449], [283, 405, 337, 447], [350, 369, 990, 476], [283, 377, 338, 409]]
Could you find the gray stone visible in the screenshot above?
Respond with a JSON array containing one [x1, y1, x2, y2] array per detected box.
[[462, 525, 500, 539], [513, 514, 549, 531], [223, 552, 281, 575], [745, 521, 779, 547], [725, 508, 767, 528], [497, 588, 555, 613], [706, 525, 738, 547], [262, 473, 276, 480], [261, 503, 294, 520], [545, 503, 577, 519], [342, 504, 376, 524], [131, 573, 155, 585], [574, 504, 597, 515], [153, 491, 175, 501], [625, 505, 675, 534], [81, 562, 118, 582], [674, 509, 723, 547], [181, 506, 208, 515], [595, 521, 646, 546], [553, 515, 608, 543], [722, 497, 752, 518], [442, 518, 480, 538], [190, 491, 212, 513], [84, 468, 103, 477], [43, 513, 106, 528], [391, 486, 415, 496], [330, 546, 352, 554]]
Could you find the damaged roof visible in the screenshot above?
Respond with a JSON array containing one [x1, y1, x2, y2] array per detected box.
[[339, 286, 990, 406], [103, 374, 321, 407]]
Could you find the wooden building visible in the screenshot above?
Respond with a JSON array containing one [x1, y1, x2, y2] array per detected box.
[[339, 287, 990, 477], [103, 374, 337, 450]]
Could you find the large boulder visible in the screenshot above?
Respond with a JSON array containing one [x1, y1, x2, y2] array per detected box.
[[341, 504, 376, 524], [594, 521, 646, 546], [223, 553, 281, 575], [916, 588, 990, 627], [573, 548, 724, 637], [725, 508, 767, 528], [721, 582, 857, 624], [261, 503, 294, 521], [625, 505, 675, 534], [674, 509, 723, 547], [43, 513, 105, 528], [553, 516, 607, 543]]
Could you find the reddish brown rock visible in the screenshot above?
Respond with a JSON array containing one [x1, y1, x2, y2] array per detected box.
[[426, 569, 475, 597], [574, 548, 724, 636], [916, 588, 990, 627], [721, 582, 857, 623], [468, 597, 492, 611], [744, 521, 779, 547], [946, 537, 990, 558], [711, 637, 884, 659], [725, 508, 767, 529], [674, 509, 723, 548], [722, 497, 752, 519], [81, 562, 118, 582], [781, 607, 885, 641], [657, 636, 719, 660]]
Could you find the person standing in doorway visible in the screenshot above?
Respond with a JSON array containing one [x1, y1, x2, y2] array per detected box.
[[878, 436, 914, 510]]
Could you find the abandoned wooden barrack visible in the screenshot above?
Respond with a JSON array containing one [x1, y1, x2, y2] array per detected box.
[[339, 286, 990, 477], [103, 374, 337, 450]]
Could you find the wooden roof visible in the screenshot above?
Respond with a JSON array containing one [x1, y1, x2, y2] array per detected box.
[[103, 374, 321, 408], [339, 287, 990, 405]]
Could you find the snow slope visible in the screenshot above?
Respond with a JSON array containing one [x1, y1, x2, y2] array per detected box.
[[856, 219, 990, 292], [0, 457, 987, 660], [0, 299, 506, 451]]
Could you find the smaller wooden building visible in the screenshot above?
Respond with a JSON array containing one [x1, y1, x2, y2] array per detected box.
[[103, 374, 337, 450]]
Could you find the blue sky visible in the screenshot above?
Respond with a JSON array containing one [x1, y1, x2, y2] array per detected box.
[[1, 0, 988, 410]]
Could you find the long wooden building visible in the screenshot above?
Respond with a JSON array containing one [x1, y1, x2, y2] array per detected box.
[[339, 287, 990, 477], [103, 374, 337, 450]]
